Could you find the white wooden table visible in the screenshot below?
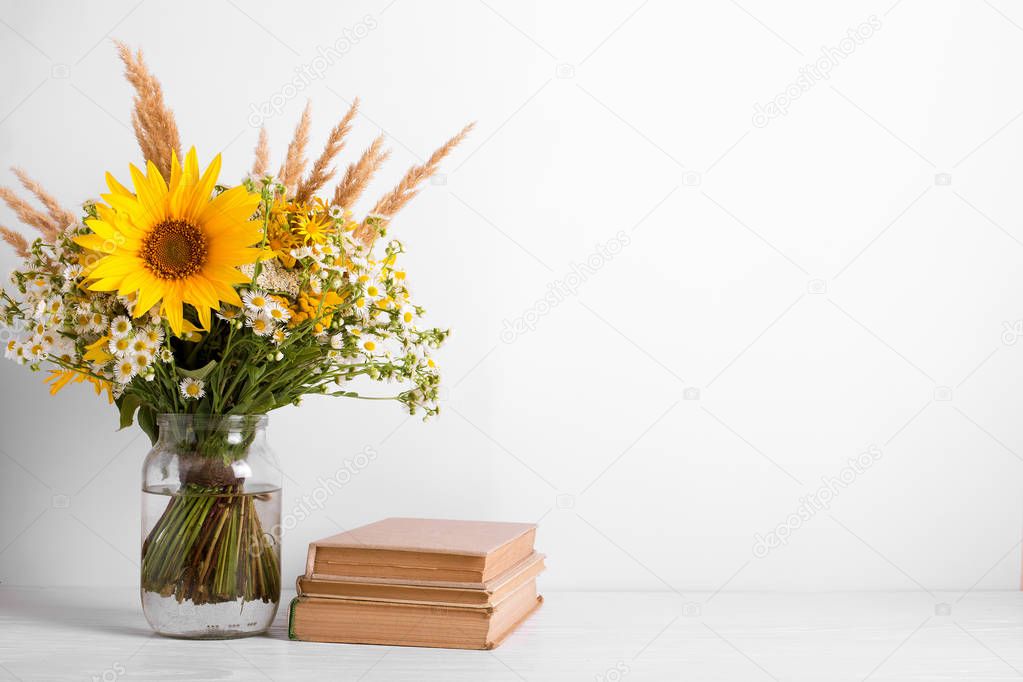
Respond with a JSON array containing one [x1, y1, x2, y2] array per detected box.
[[3, 588, 1023, 680]]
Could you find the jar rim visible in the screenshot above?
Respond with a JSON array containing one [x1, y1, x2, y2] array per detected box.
[[156, 414, 269, 428]]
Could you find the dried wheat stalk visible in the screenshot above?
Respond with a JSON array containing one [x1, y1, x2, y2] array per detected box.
[[0, 226, 29, 257], [0, 188, 57, 240], [252, 127, 270, 177], [370, 122, 474, 217], [295, 99, 359, 203], [332, 134, 390, 209], [279, 102, 312, 194], [12, 168, 75, 227], [114, 41, 182, 181]]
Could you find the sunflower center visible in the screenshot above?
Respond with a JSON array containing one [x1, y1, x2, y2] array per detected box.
[[141, 220, 208, 279]]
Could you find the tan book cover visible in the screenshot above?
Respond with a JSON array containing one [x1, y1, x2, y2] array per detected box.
[[306, 518, 537, 584], [289, 577, 543, 649], [298, 552, 545, 607]]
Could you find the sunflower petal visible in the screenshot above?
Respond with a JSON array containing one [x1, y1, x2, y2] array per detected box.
[[133, 280, 164, 318], [105, 172, 134, 197], [161, 282, 185, 335], [195, 303, 212, 331]]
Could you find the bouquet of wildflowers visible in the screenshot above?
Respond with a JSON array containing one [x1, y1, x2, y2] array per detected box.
[[0, 43, 468, 611]]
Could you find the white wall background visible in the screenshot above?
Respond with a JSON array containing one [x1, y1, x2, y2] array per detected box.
[[1, 0, 1023, 596]]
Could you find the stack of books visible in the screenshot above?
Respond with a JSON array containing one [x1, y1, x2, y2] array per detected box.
[[289, 518, 545, 649]]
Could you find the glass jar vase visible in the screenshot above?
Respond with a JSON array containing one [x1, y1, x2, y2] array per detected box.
[[140, 414, 282, 638]]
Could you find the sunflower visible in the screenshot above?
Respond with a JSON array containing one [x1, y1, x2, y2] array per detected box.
[[76, 148, 264, 335]]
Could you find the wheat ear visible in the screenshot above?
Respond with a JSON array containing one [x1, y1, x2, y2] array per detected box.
[[252, 127, 270, 177], [279, 102, 312, 194], [0, 188, 57, 240], [370, 122, 474, 217], [295, 98, 359, 203], [11, 168, 75, 227], [114, 41, 182, 181], [0, 226, 29, 257], [332, 134, 390, 209]]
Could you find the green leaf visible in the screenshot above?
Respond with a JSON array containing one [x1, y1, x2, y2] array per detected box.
[[176, 360, 217, 381], [137, 406, 158, 445], [117, 394, 143, 431], [246, 365, 264, 387]]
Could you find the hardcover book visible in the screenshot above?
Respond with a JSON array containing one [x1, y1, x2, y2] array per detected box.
[[297, 552, 546, 608], [306, 517, 537, 585], [289, 577, 543, 649]]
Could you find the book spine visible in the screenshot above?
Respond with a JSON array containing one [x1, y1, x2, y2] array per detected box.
[[287, 597, 301, 640], [305, 542, 317, 577]]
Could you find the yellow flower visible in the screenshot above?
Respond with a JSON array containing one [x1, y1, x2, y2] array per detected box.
[[295, 212, 333, 244], [75, 148, 264, 335], [45, 369, 114, 404], [84, 336, 113, 365], [290, 290, 347, 332], [268, 227, 297, 267]]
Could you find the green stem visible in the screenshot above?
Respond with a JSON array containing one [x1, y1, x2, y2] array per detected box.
[[141, 484, 279, 606]]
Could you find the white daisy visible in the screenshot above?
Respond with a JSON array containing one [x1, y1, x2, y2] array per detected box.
[[35, 331, 57, 352], [110, 316, 132, 338], [130, 336, 152, 354], [265, 301, 291, 323], [271, 327, 289, 346], [117, 295, 137, 317], [362, 279, 384, 301], [290, 246, 314, 260], [51, 339, 75, 363], [4, 339, 21, 361], [158, 347, 174, 363], [108, 335, 133, 356], [131, 350, 153, 373], [242, 289, 272, 313], [11, 343, 28, 365], [398, 307, 415, 327], [72, 305, 92, 331], [26, 340, 46, 360], [179, 377, 205, 400], [62, 264, 83, 282], [142, 325, 165, 347], [114, 359, 137, 384], [247, 312, 275, 337], [329, 331, 345, 349], [88, 312, 108, 334]]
